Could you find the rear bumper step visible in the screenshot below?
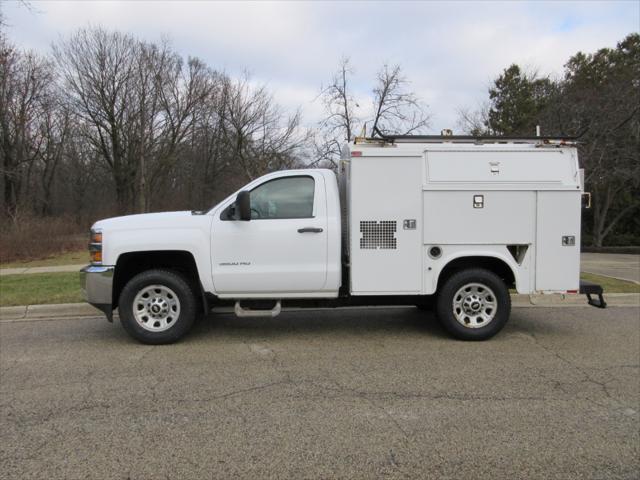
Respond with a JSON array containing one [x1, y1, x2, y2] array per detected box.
[[579, 280, 607, 309]]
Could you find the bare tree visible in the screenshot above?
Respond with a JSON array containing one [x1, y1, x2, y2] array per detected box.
[[35, 96, 69, 215], [53, 28, 139, 214], [0, 38, 53, 218], [370, 64, 430, 136], [314, 57, 358, 167], [316, 60, 430, 168], [221, 75, 306, 181], [179, 71, 231, 206], [54, 28, 217, 213], [126, 41, 216, 211], [1, 1, 38, 27], [456, 101, 492, 135]]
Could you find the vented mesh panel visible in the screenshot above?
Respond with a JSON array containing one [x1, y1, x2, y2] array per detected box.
[[360, 221, 397, 249]]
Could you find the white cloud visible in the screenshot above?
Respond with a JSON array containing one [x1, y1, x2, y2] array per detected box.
[[3, 0, 638, 132]]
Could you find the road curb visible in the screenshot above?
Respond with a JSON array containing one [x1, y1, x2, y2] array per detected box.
[[1, 293, 638, 321], [0, 303, 103, 322]]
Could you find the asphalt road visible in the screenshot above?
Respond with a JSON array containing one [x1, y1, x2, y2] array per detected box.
[[581, 253, 640, 283], [1, 306, 639, 480]]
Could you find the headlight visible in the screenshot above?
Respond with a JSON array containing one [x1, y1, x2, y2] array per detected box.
[[89, 229, 103, 264]]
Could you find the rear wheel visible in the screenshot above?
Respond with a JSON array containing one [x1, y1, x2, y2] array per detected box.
[[436, 268, 510, 340], [118, 269, 197, 344]]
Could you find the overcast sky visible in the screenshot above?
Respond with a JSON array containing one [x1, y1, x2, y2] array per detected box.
[[2, 0, 638, 133]]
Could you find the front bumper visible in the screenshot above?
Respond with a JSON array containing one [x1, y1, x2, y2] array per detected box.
[[80, 265, 115, 321]]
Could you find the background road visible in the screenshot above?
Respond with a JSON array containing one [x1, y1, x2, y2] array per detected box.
[[1, 307, 639, 479], [581, 253, 640, 284]]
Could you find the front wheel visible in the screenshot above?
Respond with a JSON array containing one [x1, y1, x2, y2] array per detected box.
[[118, 269, 197, 344], [436, 268, 511, 340]]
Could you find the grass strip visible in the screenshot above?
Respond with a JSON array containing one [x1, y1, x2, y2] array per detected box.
[[0, 272, 83, 307], [580, 272, 639, 294]]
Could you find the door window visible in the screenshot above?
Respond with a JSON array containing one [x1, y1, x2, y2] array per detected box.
[[249, 176, 314, 219]]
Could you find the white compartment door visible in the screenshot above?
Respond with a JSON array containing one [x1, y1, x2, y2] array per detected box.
[[535, 192, 581, 291], [349, 156, 423, 294]]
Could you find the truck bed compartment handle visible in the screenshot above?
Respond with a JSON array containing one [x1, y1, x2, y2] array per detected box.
[[298, 227, 323, 233]]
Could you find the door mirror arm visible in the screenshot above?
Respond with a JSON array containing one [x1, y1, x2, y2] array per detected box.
[[225, 204, 236, 220]]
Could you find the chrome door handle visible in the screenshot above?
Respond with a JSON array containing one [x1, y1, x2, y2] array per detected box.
[[297, 227, 323, 233]]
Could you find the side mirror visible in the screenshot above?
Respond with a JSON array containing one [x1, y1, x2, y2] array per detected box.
[[236, 190, 251, 221]]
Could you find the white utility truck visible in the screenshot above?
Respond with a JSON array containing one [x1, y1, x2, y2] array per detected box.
[[81, 135, 605, 344]]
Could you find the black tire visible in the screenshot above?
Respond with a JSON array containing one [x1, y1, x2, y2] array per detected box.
[[436, 268, 511, 341], [118, 269, 197, 344]]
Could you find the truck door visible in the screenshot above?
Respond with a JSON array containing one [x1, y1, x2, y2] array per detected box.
[[211, 172, 328, 295], [535, 191, 581, 291]]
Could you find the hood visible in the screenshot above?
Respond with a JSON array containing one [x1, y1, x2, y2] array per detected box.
[[93, 211, 202, 231]]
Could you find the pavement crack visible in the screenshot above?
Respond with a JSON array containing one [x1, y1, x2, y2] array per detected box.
[[369, 396, 410, 442], [315, 381, 546, 402], [327, 378, 411, 445], [212, 380, 291, 401], [529, 332, 621, 406]]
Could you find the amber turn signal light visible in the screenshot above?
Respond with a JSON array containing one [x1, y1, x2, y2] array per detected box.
[[90, 250, 102, 263]]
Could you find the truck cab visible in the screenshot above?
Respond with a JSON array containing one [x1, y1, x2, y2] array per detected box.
[[81, 135, 605, 344]]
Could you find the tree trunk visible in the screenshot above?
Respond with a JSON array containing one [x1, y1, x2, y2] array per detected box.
[[3, 172, 17, 217], [113, 166, 134, 215], [137, 154, 146, 213]]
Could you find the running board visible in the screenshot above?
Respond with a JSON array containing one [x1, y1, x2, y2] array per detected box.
[[234, 300, 282, 318]]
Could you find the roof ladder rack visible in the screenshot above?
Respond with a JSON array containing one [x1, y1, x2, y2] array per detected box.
[[370, 126, 578, 145]]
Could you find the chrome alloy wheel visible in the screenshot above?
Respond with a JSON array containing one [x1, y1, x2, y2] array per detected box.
[[452, 282, 497, 328], [133, 285, 181, 332]]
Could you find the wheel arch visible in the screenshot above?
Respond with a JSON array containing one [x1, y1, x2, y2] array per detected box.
[[113, 250, 205, 311], [435, 254, 518, 292]]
